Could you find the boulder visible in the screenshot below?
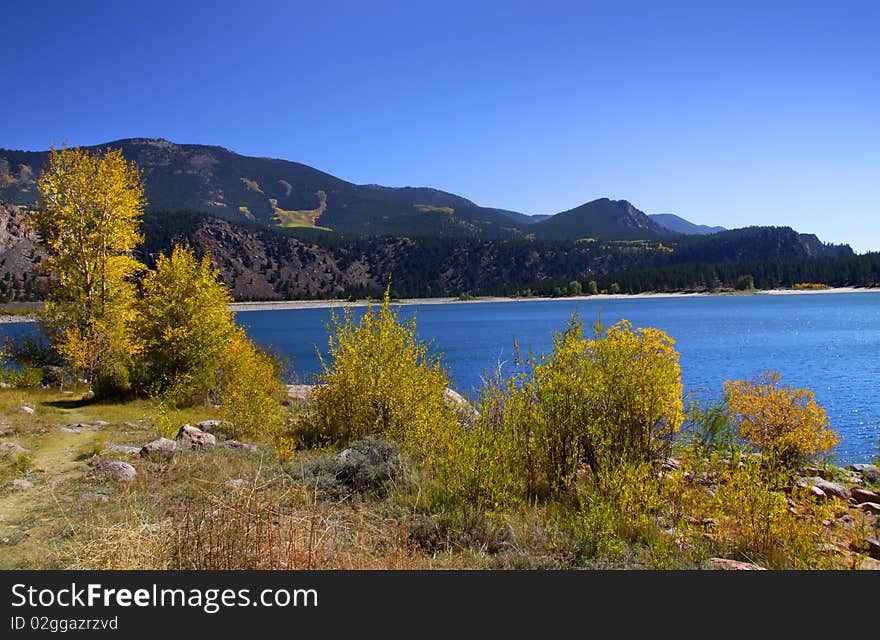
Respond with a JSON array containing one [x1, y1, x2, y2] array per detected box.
[[862, 538, 880, 560], [857, 502, 880, 515], [803, 477, 849, 501], [19, 405, 34, 414], [287, 384, 315, 405], [223, 440, 258, 453], [175, 424, 216, 450], [103, 444, 141, 456], [196, 420, 224, 433], [6, 478, 33, 491], [0, 442, 27, 458], [139, 438, 178, 460], [706, 557, 766, 571], [87, 460, 136, 482], [850, 487, 880, 504], [809, 486, 827, 501], [444, 388, 480, 426], [848, 464, 880, 485]]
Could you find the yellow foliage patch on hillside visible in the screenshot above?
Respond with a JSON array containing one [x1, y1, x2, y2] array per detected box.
[[272, 190, 329, 229], [240, 177, 264, 194], [415, 204, 454, 214]]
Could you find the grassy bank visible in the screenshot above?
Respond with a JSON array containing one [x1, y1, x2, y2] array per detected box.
[[1, 385, 878, 570]]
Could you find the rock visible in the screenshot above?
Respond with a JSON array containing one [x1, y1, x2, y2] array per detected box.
[[80, 492, 109, 504], [860, 538, 880, 560], [706, 557, 766, 571], [849, 464, 880, 485], [59, 426, 81, 433], [103, 444, 141, 456], [857, 502, 880, 515], [224, 478, 248, 490], [804, 477, 849, 501], [196, 420, 224, 432], [851, 487, 880, 504], [87, 460, 136, 482], [40, 365, 64, 387], [175, 424, 216, 450], [444, 387, 480, 426], [287, 384, 315, 405], [0, 442, 27, 458], [0, 381, 9, 389], [223, 440, 258, 453], [19, 405, 34, 414], [139, 438, 178, 460], [658, 457, 681, 472], [802, 466, 832, 479], [809, 486, 827, 501], [90, 420, 109, 427], [6, 478, 33, 491]]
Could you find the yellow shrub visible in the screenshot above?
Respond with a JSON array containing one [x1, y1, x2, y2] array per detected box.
[[298, 290, 457, 457], [216, 328, 286, 442], [724, 371, 839, 467]]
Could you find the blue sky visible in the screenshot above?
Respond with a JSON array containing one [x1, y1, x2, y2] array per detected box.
[[3, 1, 878, 251]]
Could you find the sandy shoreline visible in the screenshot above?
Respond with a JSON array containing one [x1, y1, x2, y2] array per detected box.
[[1, 287, 876, 322], [227, 286, 880, 313]]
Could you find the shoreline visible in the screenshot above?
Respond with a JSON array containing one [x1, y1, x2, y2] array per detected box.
[[2, 286, 877, 321], [227, 285, 880, 313]]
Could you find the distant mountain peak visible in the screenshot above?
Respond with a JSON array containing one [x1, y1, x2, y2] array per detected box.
[[650, 213, 726, 235]]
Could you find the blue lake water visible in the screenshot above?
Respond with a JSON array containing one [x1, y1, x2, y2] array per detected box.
[[4, 292, 879, 463]]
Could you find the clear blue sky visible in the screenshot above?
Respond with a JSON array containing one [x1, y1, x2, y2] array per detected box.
[[3, 1, 878, 251]]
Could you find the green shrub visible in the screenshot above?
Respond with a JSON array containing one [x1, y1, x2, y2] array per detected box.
[[301, 437, 405, 498]]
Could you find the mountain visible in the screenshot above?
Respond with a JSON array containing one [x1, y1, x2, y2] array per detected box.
[[492, 209, 551, 225], [0, 139, 523, 239], [529, 198, 670, 242], [0, 202, 852, 303], [650, 213, 725, 235]]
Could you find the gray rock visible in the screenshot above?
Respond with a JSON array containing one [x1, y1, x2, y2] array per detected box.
[[87, 460, 136, 482], [224, 478, 248, 490], [0, 442, 27, 458], [59, 426, 81, 433], [286, 384, 315, 405], [139, 438, 178, 460], [19, 405, 34, 414], [6, 478, 33, 491], [804, 476, 849, 501], [851, 487, 880, 504], [223, 440, 258, 453], [706, 557, 766, 570], [848, 464, 880, 484], [809, 486, 827, 501], [862, 538, 880, 560], [196, 420, 224, 432], [176, 424, 216, 450], [80, 492, 109, 504], [103, 444, 141, 456], [90, 420, 109, 427], [857, 502, 880, 515]]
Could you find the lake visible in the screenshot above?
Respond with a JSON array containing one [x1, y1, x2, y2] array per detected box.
[[4, 292, 879, 464]]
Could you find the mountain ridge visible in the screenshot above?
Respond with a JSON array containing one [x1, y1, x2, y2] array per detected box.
[[0, 138, 735, 244]]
